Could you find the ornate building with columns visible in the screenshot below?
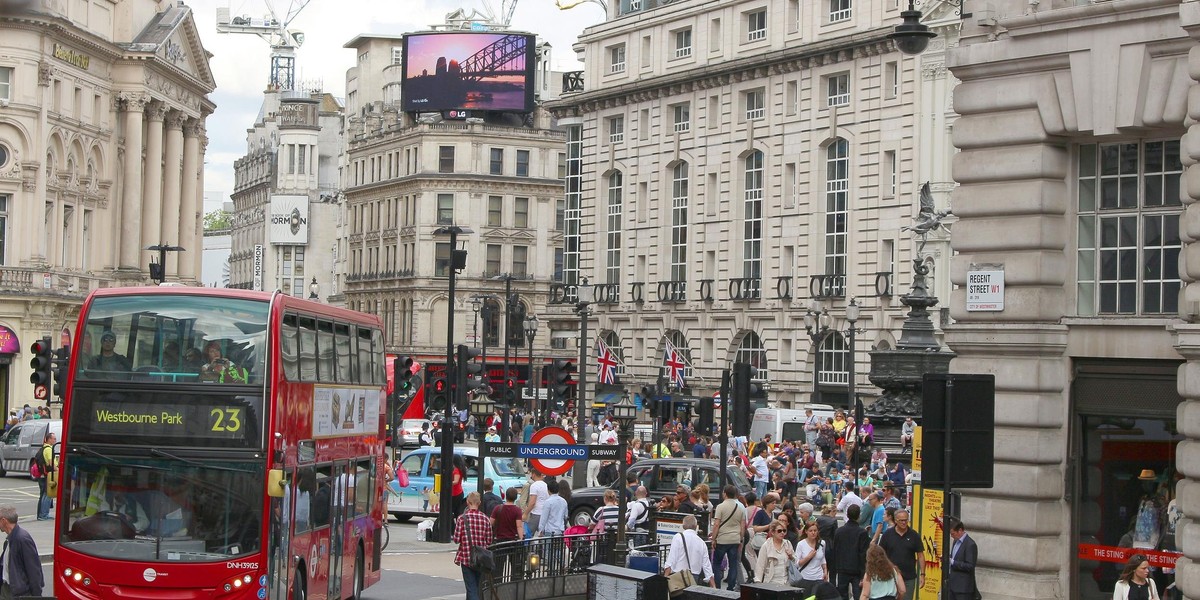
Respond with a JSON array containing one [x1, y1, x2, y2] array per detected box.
[[945, 0, 1192, 597], [0, 0, 215, 412], [545, 0, 959, 412]]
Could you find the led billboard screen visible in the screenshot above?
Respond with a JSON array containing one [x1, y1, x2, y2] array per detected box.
[[401, 32, 536, 113]]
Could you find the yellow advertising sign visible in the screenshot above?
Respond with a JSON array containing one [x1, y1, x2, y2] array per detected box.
[[912, 426, 943, 600]]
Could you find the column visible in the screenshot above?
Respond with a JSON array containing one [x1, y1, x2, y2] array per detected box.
[[944, 71, 1072, 598], [140, 101, 167, 269], [192, 127, 208, 282], [1172, 6, 1200, 598], [160, 111, 185, 279], [178, 118, 202, 282], [117, 92, 148, 271]]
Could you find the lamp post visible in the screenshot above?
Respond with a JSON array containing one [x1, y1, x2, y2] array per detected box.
[[308, 277, 319, 300], [146, 243, 185, 285], [805, 297, 864, 468], [610, 392, 637, 567], [471, 296, 483, 348], [524, 314, 539, 437], [433, 225, 471, 543], [574, 277, 593, 489], [470, 392, 496, 494]]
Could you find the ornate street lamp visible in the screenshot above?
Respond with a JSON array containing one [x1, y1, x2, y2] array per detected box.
[[611, 391, 637, 567], [573, 276, 594, 489], [470, 392, 496, 493], [806, 297, 865, 468], [308, 277, 319, 300], [890, 0, 937, 55], [524, 314, 539, 431]]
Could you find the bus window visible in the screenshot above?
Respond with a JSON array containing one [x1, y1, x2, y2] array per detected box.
[[354, 460, 371, 516], [298, 317, 317, 381], [281, 314, 300, 381], [371, 329, 385, 384], [77, 295, 268, 384], [294, 467, 315, 534], [312, 465, 333, 529], [316, 320, 335, 382], [357, 328, 373, 384], [334, 323, 352, 383]]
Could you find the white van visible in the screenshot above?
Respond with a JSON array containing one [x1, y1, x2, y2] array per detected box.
[[749, 406, 837, 445], [0, 419, 61, 477]]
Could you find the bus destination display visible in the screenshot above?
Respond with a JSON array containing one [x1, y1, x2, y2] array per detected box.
[[91, 399, 257, 440]]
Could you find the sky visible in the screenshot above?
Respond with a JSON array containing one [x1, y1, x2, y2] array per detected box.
[[188, 0, 599, 213]]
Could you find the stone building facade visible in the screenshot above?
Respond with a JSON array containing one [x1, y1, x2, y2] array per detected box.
[[945, 0, 1194, 597], [546, 0, 959, 411], [0, 0, 214, 412]]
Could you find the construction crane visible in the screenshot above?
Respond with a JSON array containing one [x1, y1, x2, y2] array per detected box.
[[215, 0, 314, 91]]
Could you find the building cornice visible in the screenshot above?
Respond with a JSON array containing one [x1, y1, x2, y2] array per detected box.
[[344, 174, 564, 198], [546, 27, 899, 117]]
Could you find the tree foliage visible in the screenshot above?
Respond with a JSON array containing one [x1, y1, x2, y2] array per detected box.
[[203, 210, 231, 232]]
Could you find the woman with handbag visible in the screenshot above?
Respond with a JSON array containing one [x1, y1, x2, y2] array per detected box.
[[754, 520, 795, 584], [663, 515, 715, 595], [796, 520, 829, 591], [860, 545, 906, 600]]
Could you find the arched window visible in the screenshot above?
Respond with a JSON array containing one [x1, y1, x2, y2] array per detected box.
[[671, 163, 689, 290], [482, 297, 501, 348], [734, 332, 767, 380], [818, 332, 848, 385], [825, 139, 849, 277], [606, 172, 623, 285], [743, 152, 764, 295]]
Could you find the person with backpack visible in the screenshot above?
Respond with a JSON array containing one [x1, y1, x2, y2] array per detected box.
[[34, 431, 55, 520], [418, 423, 433, 447], [625, 485, 652, 532]]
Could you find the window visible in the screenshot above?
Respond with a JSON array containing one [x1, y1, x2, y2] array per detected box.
[[489, 148, 503, 175], [1077, 140, 1182, 315], [885, 61, 899, 99], [554, 248, 564, 281], [438, 145, 455, 173], [516, 150, 530, 177], [673, 28, 693, 58], [391, 47, 403, 65], [745, 89, 765, 121], [298, 145, 306, 175], [710, 18, 722, 53], [436, 193, 454, 225], [827, 73, 850, 107], [785, 81, 798, 115], [746, 10, 767, 42], [0, 67, 10, 101], [564, 126, 582, 288], [514, 197, 529, 228], [666, 330, 691, 378], [435, 243, 451, 277], [673, 103, 690, 133], [609, 116, 625, 143], [557, 152, 567, 179], [556, 199, 565, 231], [884, 150, 897, 197], [671, 163, 689, 291], [512, 246, 528, 278], [818, 333, 848, 385], [830, 0, 852, 22], [609, 44, 626, 74], [488, 195, 503, 227], [486, 244, 501, 277], [734, 332, 767, 380], [788, 0, 801, 33], [0, 194, 8, 265], [825, 139, 850, 277], [743, 152, 764, 295], [606, 172, 623, 285]]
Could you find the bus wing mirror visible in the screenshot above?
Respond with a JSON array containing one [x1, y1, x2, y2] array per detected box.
[[267, 468, 286, 498]]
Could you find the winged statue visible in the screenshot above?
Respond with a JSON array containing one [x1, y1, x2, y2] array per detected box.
[[902, 182, 951, 254]]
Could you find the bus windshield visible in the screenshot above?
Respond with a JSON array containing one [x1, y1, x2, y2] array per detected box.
[[60, 455, 265, 562], [76, 295, 269, 385]]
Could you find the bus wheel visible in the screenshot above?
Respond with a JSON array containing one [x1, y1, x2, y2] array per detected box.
[[351, 550, 364, 600], [292, 572, 306, 600], [390, 513, 411, 523]]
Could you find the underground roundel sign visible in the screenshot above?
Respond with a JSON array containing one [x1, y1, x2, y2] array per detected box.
[[524, 427, 580, 476]]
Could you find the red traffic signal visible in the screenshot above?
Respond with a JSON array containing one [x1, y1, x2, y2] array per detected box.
[[505, 378, 516, 389], [433, 378, 447, 393]]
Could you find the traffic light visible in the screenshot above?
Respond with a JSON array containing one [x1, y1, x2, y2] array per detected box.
[[731, 362, 759, 437], [698, 378, 717, 435], [456, 345, 486, 410], [641, 384, 658, 417], [395, 355, 415, 394], [29, 337, 52, 391], [430, 376, 449, 412], [503, 378, 518, 406], [550, 359, 574, 411], [52, 345, 69, 398]]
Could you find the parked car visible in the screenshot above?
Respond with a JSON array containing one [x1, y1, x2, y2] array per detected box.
[[0, 419, 61, 477], [387, 446, 527, 522], [566, 457, 754, 527], [398, 419, 431, 447]]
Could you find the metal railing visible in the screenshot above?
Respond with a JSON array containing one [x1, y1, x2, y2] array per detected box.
[[482, 531, 665, 599]]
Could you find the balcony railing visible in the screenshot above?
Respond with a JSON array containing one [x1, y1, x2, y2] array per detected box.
[[727, 277, 761, 301], [654, 281, 686, 303], [775, 276, 793, 300], [810, 273, 846, 299], [594, 283, 620, 305], [562, 71, 584, 93]]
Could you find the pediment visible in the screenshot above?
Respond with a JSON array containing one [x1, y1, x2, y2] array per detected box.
[[480, 228, 537, 241], [919, 0, 963, 24], [129, 3, 216, 92]]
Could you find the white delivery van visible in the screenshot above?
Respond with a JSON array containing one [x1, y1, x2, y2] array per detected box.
[[0, 419, 62, 477], [748, 406, 837, 445]]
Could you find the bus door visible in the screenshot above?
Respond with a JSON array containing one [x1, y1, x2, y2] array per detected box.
[[270, 467, 296, 600], [328, 460, 351, 600]]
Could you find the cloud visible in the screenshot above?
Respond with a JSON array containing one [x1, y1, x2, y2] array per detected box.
[[189, 0, 597, 200]]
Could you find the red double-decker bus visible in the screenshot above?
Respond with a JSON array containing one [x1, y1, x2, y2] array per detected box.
[[53, 287, 388, 600]]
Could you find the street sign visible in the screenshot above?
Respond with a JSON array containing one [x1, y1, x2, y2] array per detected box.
[[966, 268, 1004, 311], [33, 384, 47, 400], [528, 427, 576, 475], [482, 442, 620, 461]]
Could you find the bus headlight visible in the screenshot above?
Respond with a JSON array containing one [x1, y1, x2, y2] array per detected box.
[[63, 567, 94, 587]]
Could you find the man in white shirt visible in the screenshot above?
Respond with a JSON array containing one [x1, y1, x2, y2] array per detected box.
[[626, 486, 652, 531], [663, 515, 715, 587], [837, 487, 863, 515], [599, 423, 618, 445], [750, 446, 770, 497], [804, 408, 820, 449], [523, 469, 548, 534]]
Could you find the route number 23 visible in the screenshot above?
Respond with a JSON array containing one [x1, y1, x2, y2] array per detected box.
[[210, 408, 242, 432]]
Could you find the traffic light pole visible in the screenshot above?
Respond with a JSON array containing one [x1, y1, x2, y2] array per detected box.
[[718, 368, 731, 492], [436, 226, 466, 544]]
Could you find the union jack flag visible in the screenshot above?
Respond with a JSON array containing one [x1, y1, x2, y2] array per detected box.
[[664, 339, 686, 389], [595, 338, 619, 385]]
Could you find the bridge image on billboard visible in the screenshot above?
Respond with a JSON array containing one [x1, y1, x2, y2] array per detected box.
[[402, 32, 534, 113]]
